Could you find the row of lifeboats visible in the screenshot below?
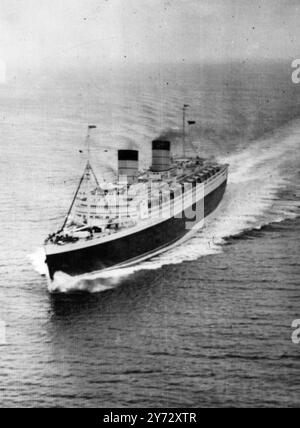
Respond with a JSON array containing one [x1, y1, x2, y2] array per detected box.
[[184, 166, 221, 185]]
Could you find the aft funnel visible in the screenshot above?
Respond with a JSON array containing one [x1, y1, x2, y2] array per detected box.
[[118, 150, 139, 184], [151, 140, 171, 172]]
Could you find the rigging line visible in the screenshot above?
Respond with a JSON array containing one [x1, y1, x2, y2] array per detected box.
[[187, 139, 199, 156], [61, 163, 89, 231], [89, 163, 101, 188]]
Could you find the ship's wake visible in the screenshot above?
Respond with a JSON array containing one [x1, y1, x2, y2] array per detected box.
[[30, 119, 300, 293]]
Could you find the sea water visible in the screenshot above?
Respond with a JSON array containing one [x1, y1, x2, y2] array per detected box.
[[0, 61, 299, 407]]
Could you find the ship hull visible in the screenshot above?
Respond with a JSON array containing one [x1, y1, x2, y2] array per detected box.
[[46, 175, 227, 280]]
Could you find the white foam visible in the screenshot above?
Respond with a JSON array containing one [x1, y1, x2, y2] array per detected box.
[[47, 271, 120, 294], [28, 247, 48, 276]]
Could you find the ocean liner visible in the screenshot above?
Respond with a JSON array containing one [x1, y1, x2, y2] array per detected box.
[[44, 106, 228, 280]]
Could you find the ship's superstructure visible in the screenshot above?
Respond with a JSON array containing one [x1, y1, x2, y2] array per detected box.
[[44, 107, 228, 280]]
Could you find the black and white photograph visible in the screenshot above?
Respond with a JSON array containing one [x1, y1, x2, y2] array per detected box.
[[0, 0, 299, 410]]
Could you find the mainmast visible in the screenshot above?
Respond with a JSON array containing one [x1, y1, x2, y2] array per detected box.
[[182, 104, 190, 158], [86, 125, 97, 227]]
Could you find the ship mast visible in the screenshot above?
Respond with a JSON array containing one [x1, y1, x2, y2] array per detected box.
[[86, 125, 97, 164], [182, 104, 190, 158], [86, 125, 97, 227]]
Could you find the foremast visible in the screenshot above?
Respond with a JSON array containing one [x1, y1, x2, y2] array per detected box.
[[61, 125, 100, 232]]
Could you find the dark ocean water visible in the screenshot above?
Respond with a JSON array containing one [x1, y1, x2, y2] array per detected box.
[[0, 61, 299, 407]]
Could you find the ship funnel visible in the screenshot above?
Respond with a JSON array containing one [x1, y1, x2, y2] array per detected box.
[[118, 150, 139, 184], [151, 140, 171, 172]]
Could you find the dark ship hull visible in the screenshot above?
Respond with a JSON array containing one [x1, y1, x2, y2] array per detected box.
[[46, 175, 227, 280]]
